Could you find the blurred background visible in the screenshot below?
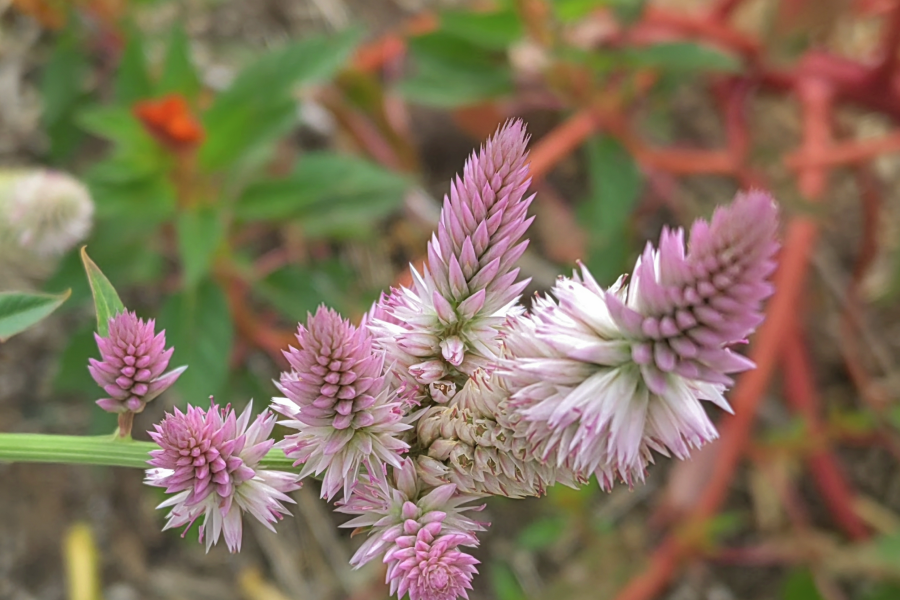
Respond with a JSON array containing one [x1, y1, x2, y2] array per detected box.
[[2, 0, 900, 599]]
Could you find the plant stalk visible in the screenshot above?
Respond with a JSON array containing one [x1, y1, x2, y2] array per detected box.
[[0, 433, 297, 471]]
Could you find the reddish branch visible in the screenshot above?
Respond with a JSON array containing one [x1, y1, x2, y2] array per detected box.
[[782, 326, 870, 541]]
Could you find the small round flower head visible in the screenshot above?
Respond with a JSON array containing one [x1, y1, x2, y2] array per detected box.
[[272, 306, 411, 501], [0, 169, 93, 257], [504, 191, 779, 488], [88, 311, 186, 414], [337, 458, 485, 568], [146, 401, 301, 553], [369, 120, 534, 403], [384, 521, 480, 600]]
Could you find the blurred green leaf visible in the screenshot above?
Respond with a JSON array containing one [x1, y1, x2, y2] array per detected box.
[[551, 0, 646, 23], [40, 26, 89, 161], [254, 261, 354, 321], [623, 42, 741, 73], [517, 516, 567, 551], [440, 9, 524, 49], [176, 206, 224, 288], [158, 25, 200, 98], [54, 324, 101, 396], [577, 135, 642, 284], [77, 106, 158, 154], [0, 290, 70, 342], [81, 247, 125, 337], [781, 569, 825, 600], [200, 28, 362, 170], [397, 32, 514, 107], [235, 152, 408, 232], [864, 583, 900, 600], [489, 562, 527, 600], [114, 28, 153, 104], [159, 280, 233, 404], [87, 176, 177, 222]]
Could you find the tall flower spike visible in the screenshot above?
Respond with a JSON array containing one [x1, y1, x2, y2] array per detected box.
[[504, 191, 779, 488], [146, 401, 301, 553], [272, 306, 411, 501], [89, 311, 186, 418], [370, 120, 534, 402]]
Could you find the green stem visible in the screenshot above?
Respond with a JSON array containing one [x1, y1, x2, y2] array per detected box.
[[0, 433, 297, 471]]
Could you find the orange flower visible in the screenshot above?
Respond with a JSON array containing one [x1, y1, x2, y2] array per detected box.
[[134, 95, 204, 150]]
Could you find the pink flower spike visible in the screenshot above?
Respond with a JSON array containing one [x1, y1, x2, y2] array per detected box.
[[272, 306, 411, 501], [503, 191, 779, 489], [89, 311, 186, 415], [146, 400, 301, 553]]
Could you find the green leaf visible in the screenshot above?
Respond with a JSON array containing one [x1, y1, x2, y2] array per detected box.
[[76, 106, 159, 157], [489, 562, 527, 600], [235, 152, 409, 228], [577, 135, 642, 284], [159, 280, 233, 404], [781, 569, 825, 600], [176, 206, 224, 288], [864, 583, 900, 600], [200, 28, 362, 170], [81, 247, 126, 337], [0, 290, 71, 342], [517, 516, 567, 551], [623, 42, 741, 73], [440, 9, 524, 50], [40, 26, 89, 161], [254, 261, 355, 321], [54, 324, 102, 396], [86, 175, 177, 222], [397, 31, 514, 107], [158, 25, 200, 98], [114, 28, 153, 104]]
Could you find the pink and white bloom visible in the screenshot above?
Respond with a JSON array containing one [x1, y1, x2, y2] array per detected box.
[[504, 191, 779, 488], [369, 120, 534, 403], [146, 401, 301, 553], [89, 311, 186, 414], [337, 458, 485, 568], [273, 306, 410, 501]]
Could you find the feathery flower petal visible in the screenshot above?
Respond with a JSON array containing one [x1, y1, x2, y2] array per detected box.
[[146, 401, 301, 553], [273, 306, 411, 500], [89, 311, 186, 414]]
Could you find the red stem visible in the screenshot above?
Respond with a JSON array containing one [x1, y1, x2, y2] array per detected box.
[[782, 327, 871, 541]]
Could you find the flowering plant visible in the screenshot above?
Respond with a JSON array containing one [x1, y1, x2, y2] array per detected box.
[[0, 121, 778, 600]]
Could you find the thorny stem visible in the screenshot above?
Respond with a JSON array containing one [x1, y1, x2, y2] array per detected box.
[[0, 433, 297, 471]]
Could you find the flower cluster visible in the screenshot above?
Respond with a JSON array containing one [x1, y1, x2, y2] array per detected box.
[[140, 121, 779, 599]]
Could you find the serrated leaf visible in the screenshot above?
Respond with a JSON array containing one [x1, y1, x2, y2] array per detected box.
[[440, 9, 524, 49], [159, 280, 233, 404], [0, 290, 71, 342], [624, 42, 741, 73], [235, 152, 408, 225], [158, 25, 200, 98], [114, 28, 153, 104], [81, 247, 126, 337], [176, 207, 224, 288], [200, 28, 362, 170]]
